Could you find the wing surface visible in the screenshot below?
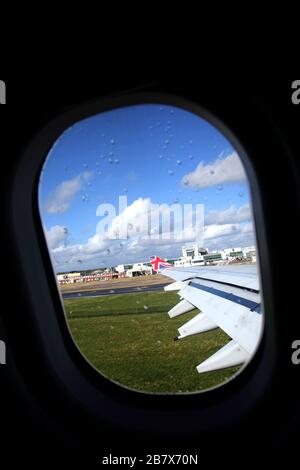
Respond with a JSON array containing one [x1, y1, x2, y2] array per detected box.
[[157, 262, 262, 373]]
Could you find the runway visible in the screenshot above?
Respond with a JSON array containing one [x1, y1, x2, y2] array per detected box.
[[61, 283, 168, 299]]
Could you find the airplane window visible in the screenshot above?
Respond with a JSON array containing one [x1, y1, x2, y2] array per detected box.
[[38, 103, 263, 394]]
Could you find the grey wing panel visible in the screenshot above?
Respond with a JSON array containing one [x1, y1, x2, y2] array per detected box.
[[162, 264, 259, 291], [162, 265, 262, 373]]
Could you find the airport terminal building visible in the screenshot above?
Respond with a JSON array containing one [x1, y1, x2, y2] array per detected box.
[[56, 244, 256, 285]]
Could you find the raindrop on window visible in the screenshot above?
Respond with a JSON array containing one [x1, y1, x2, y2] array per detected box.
[[38, 101, 263, 395]]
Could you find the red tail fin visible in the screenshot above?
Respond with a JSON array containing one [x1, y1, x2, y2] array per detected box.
[[149, 255, 172, 272]]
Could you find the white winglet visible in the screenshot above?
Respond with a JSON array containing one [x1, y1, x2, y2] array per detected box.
[[150, 256, 262, 373], [196, 340, 250, 373], [168, 299, 196, 318], [177, 313, 218, 339]]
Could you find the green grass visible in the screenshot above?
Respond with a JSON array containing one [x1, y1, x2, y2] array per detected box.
[[64, 291, 241, 393]]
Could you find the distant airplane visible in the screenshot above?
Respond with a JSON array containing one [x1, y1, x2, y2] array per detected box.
[[150, 255, 263, 374]]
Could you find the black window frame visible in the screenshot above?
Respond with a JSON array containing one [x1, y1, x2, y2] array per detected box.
[[9, 90, 279, 435]]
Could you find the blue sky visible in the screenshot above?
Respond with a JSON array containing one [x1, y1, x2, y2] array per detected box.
[[39, 104, 254, 272]]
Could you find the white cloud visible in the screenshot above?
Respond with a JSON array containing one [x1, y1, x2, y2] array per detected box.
[[204, 221, 255, 251], [204, 223, 240, 240], [205, 203, 251, 225], [96, 198, 199, 241], [45, 225, 68, 249], [181, 152, 246, 190], [48, 197, 255, 271], [45, 171, 92, 214], [108, 198, 152, 239], [241, 222, 254, 234]]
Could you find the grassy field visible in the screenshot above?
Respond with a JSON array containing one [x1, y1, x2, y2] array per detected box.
[[64, 291, 241, 393]]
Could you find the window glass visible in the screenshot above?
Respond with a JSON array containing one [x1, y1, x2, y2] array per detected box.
[[39, 103, 263, 393]]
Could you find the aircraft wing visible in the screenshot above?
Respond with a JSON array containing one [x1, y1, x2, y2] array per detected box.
[[160, 263, 263, 373]]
